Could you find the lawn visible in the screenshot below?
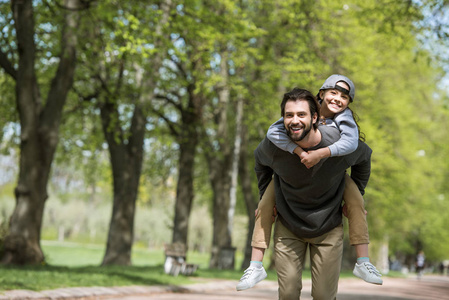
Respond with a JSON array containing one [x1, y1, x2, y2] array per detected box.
[[0, 240, 377, 292], [0, 240, 279, 291]]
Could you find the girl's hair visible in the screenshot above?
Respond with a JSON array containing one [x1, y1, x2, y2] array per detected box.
[[347, 107, 365, 142]]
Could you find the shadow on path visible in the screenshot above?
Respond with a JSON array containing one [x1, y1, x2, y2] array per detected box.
[[2, 274, 448, 300], [107, 275, 449, 300]]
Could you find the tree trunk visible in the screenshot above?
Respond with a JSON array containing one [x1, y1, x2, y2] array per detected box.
[[171, 110, 197, 245], [239, 125, 258, 270], [1, 0, 80, 265], [99, 0, 171, 266], [207, 50, 235, 269], [228, 97, 243, 236], [209, 164, 233, 269], [101, 103, 145, 265]]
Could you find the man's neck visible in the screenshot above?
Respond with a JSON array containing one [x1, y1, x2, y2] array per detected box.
[[296, 127, 322, 149]]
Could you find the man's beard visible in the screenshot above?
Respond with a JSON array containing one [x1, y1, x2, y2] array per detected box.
[[287, 121, 313, 142]]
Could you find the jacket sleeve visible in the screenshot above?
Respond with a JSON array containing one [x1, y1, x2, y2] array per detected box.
[[347, 141, 372, 196], [267, 117, 298, 154], [254, 138, 275, 198], [327, 109, 359, 157]]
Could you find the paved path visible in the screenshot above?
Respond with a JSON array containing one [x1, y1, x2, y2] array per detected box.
[[1, 275, 448, 299]]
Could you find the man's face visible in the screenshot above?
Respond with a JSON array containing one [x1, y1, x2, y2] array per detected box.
[[283, 99, 317, 142]]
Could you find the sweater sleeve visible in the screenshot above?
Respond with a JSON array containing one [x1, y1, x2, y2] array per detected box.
[[254, 138, 275, 198], [327, 109, 359, 157], [267, 117, 298, 154], [347, 141, 372, 195]]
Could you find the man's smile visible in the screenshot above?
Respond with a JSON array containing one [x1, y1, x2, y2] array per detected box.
[[289, 125, 303, 133]]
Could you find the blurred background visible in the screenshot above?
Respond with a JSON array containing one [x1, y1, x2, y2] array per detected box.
[[1, 0, 449, 277]]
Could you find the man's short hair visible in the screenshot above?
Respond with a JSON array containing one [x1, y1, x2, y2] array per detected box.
[[280, 88, 321, 130]]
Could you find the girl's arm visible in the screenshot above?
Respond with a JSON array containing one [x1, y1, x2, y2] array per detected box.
[[327, 109, 359, 156], [301, 109, 359, 168], [267, 117, 303, 156], [300, 147, 330, 169]]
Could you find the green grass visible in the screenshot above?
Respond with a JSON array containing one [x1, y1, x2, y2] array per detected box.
[[42, 240, 167, 267], [3, 240, 369, 292], [0, 264, 185, 291], [0, 240, 277, 291]]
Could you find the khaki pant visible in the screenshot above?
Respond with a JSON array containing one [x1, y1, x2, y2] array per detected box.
[[274, 220, 343, 300], [251, 174, 369, 249], [343, 173, 369, 245]]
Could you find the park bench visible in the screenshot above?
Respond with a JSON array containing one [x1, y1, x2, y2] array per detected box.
[[164, 243, 198, 276]]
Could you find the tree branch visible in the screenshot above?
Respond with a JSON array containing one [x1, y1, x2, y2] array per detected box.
[[154, 94, 183, 111], [151, 107, 179, 137], [0, 49, 17, 80]]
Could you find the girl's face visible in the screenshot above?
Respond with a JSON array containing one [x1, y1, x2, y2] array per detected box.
[[319, 81, 351, 117]]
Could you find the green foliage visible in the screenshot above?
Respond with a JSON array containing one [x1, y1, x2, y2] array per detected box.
[[1, 0, 449, 268]]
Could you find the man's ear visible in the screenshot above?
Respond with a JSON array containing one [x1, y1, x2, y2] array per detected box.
[[312, 112, 318, 124]]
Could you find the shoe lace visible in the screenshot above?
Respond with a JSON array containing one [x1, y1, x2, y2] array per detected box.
[[364, 262, 382, 277], [240, 267, 255, 281]]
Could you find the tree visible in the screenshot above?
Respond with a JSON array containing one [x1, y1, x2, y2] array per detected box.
[[146, 3, 208, 247], [72, 0, 172, 265], [156, 51, 203, 248], [190, 1, 261, 269], [0, 0, 83, 264], [238, 124, 258, 269]]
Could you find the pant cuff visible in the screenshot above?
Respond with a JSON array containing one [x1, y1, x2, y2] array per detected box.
[[251, 241, 269, 249]]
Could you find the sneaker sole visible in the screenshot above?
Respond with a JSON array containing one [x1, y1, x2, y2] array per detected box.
[[236, 273, 267, 291], [353, 271, 383, 285]]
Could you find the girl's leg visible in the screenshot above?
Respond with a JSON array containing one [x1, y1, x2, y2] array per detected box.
[[251, 178, 276, 256], [343, 174, 369, 247], [237, 179, 275, 291], [344, 174, 383, 285], [250, 246, 265, 262]]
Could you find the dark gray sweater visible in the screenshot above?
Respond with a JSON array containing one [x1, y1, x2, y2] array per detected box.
[[254, 125, 372, 238]]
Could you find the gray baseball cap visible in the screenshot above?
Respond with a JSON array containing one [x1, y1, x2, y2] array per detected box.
[[319, 74, 355, 102]]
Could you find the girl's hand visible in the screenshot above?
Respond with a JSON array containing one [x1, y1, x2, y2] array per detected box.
[[300, 150, 321, 168]]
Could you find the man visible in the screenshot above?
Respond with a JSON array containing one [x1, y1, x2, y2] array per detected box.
[[254, 88, 372, 299]]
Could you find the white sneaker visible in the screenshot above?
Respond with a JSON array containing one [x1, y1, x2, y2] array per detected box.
[[236, 265, 267, 291], [353, 262, 383, 285]]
